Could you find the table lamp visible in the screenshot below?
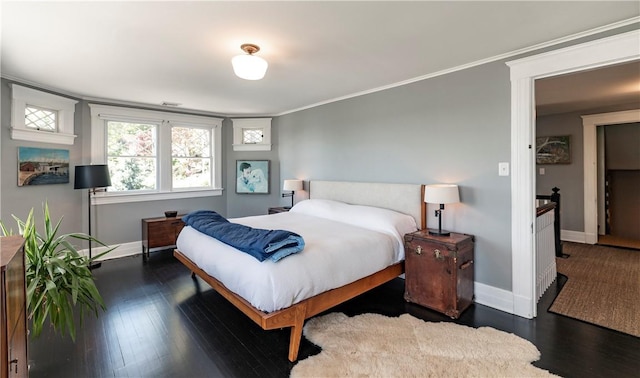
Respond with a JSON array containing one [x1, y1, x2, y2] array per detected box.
[[282, 179, 303, 209], [424, 184, 460, 236]]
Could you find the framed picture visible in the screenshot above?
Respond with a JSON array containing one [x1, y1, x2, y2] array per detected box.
[[536, 135, 571, 164], [236, 160, 270, 194], [18, 147, 70, 186]]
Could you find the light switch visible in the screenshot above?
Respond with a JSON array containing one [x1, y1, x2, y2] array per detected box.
[[499, 162, 509, 176], [539, 167, 545, 175]]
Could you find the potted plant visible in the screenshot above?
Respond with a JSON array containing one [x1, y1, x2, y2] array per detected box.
[[1, 202, 115, 341]]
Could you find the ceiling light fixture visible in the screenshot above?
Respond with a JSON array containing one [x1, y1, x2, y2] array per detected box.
[[231, 43, 268, 80]]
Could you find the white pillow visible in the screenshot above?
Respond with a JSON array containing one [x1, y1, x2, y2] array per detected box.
[[290, 199, 418, 242]]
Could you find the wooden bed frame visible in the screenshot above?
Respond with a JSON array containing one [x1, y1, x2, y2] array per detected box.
[[174, 181, 426, 361]]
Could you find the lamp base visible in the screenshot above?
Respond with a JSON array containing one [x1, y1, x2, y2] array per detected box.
[[89, 261, 102, 270], [428, 229, 451, 236]]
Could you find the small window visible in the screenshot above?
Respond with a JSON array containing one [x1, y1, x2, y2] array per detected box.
[[11, 84, 77, 144], [242, 129, 263, 144], [25, 106, 58, 132], [232, 118, 271, 151]]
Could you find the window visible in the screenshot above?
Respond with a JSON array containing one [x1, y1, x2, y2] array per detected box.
[[232, 118, 272, 151], [242, 128, 264, 144], [11, 84, 77, 144], [25, 106, 57, 132], [90, 104, 223, 204], [172, 126, 212, 188], [107, 121, 158, 191]]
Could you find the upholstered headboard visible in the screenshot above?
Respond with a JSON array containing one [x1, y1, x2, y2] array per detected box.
[[309, 180, 426, 229]]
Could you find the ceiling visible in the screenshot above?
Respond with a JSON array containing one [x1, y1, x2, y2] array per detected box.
[[536, 60, 640, 116], [1, 1, 639, 117]]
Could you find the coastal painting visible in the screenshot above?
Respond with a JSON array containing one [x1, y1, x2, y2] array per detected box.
[[18, 147, 70, 186]]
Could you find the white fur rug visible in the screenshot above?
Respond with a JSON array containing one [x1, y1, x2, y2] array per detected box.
[[290, 313, 558, 378]]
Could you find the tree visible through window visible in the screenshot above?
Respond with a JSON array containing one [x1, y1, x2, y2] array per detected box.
[[107, 121, 157, 191], [172, 126, 211, 188], [90, 104, 222, 201]]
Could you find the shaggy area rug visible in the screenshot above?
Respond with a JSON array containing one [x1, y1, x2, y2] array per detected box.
[[291, 313, 557, 378]]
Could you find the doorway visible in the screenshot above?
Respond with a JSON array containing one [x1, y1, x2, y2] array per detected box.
[[597, 122, 640, 249], [583, 111, 640, 246], [507, 29, 640, 319]]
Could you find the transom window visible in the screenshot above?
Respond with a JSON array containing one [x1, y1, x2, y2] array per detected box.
[[89, 104, 223, 204], [232, 118, 272, 151], [10, 84, 77, 145], [242, 129, 263, 144], [25, 106, 58, 132]]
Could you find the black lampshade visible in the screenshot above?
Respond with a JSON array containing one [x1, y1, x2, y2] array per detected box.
[[74, 165, 112, 190]]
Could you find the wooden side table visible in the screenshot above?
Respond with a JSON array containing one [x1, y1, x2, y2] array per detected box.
[[141, 215, 185, 261], [404, 230, 474, 318], [268, 207, 290, 214]]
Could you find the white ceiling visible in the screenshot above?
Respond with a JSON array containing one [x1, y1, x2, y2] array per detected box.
[[1, 1, 639, 116], [536, 60, 640, 116]]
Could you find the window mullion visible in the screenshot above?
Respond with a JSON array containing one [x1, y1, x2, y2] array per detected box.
[[158, 121, 172, 191]]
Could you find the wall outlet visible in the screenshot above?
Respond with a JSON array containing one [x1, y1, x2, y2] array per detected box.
[[499, 162, 509, 176], [539, 167, 545, 175]]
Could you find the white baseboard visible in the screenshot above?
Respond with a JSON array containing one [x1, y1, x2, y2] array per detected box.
[[79, 241, 141, 261], [560, 229, 585, 243], [474, 282, 515, 315], [399, 276, 516, 316]]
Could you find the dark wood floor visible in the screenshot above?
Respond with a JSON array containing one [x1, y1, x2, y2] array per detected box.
[[29, 250, 640, 378]]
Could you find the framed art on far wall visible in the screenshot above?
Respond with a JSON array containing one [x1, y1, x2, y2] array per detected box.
[[236, 160, 270, 194], [536, 135, 571, 164]]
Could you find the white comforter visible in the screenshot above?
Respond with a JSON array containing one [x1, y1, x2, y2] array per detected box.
[[176, 208, 410, 312]]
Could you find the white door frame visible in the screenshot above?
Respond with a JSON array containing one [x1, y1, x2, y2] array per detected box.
[[583, 110, 640, 243], [507, 30, 640, 319]]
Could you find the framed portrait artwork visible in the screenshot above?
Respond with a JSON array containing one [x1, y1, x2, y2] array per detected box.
[[236, 160, 270, 194], [536, 135, 571, 164]]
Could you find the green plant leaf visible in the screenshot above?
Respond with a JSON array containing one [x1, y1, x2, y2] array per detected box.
[[1, 201, 116, 341]]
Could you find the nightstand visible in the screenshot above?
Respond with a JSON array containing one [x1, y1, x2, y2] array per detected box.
[[268, 207, 290, 214], [141, 215, 185, 261], [404, 230, 474, 318]]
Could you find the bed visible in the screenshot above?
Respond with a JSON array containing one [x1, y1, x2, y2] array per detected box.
[[174, 180, 426, 361]]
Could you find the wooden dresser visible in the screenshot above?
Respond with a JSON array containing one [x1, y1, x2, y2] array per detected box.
[[1, 235, 28, 378], [404, 230, 474, 319], [141, 216, 185, 261]]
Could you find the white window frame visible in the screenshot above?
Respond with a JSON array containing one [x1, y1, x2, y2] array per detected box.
[[232, 118, 272, 151], [89, 104, 223, 205], [11, 84, 78, 145]]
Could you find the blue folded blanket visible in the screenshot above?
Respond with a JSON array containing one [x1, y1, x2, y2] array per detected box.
[[182, 210, 305, 262]]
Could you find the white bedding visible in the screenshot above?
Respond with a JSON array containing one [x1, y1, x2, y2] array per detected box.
[[176, 200, 417, 312]]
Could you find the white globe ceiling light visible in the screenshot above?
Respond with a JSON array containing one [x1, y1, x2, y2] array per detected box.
[[231, 43, 268, 80]]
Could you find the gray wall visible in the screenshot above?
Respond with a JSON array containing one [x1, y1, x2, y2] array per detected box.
[[277, 61, 513, 290], [1, 79, 84, 237], [1, 80, 226, 249], [2, 24, 637, 294], [605, 122, 640, 170], [224, 118, 282, 218], [536, 104, 639, 232]]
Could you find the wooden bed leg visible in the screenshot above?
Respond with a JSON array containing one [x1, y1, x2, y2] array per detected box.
[[190, 271, 196, 279], [288, 304, 307, 362]]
